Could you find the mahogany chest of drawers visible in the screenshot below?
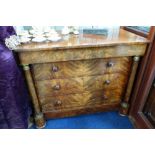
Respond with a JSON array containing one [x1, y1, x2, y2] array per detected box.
[[15, 29, 149, 128]]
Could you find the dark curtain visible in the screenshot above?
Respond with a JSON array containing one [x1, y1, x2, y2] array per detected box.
[[0, 26, 31, 128]]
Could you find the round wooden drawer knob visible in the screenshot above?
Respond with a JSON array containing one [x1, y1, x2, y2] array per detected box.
[[55, 100, 62, 105], [104, 80, 111, 85], [53, 84, 61, 90], [52, 66, 59, 72], [107, 61, 114, 67]]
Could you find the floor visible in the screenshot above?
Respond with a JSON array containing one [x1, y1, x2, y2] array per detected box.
[[33, 111, 133, 129]]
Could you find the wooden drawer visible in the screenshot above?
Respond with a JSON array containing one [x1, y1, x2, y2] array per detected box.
[[83, 73, 128, 91], [40, 89, 123, 112], [36, 77, 84, 97], [83, 89, 123, 105], [32, 57, 131, 80], [35, 73, 128, 97]]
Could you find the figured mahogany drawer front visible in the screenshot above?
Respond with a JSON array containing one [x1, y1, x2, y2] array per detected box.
[[32, 57, 131, 81], [35, 73, 128, 97], [40, 90, 123, 112], [36, 77, 83, 97], [83, 73, 128, 92]]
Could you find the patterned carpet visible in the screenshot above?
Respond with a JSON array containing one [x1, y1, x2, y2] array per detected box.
[[33, 111, 133, 129]]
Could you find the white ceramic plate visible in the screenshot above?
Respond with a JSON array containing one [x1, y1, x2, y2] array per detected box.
[[47, 36, 61, 42], [33, 34, 45, 38], [32, 37, 47, 42], [21, 34, 32, 38], [20, 37, 31, 43], [45, 32, 58, 37], [30, 29, 44, 35]]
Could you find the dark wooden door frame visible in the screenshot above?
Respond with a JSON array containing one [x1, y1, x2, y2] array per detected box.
[[121, 26, 155, 39], [129, 27, 155, 128]]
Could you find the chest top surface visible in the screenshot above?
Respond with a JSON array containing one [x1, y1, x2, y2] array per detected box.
[[15, 29, 149, 52]]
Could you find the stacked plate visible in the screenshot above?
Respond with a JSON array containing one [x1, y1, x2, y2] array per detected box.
[[29, 29, 46, 42], [18, 27, 62, 43], [18, 30, 32, 43], [30, 28, 61, 42], [46, 33, 61, 42]]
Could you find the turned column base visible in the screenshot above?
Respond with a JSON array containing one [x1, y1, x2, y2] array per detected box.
[[35, 113, 46, 129], [119, 102, 129, 116]]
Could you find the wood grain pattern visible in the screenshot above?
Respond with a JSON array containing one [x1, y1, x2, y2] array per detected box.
[[83, 73, 129, 92], [13, 29, 149, 124], [15, 29, 149, 52], [44, 103, 120, 119], [22, 65, 45, 128], [119, 56, 140, 116], [41, 89, 123, 112], [32, 57, 131, 81], [35, 73, 129, 97], [124, 57, 140, 103], [36, 77, 83, 97], [18, 44, 147, 65]]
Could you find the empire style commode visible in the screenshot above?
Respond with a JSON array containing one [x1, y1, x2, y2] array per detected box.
[[15, 29, 149, 128]]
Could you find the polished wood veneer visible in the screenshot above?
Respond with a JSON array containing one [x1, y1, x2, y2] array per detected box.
[[41, 90, 123, 113], [32, 57, 131, 80], [17, 45, 146, 65], [35, 73, 128, 97], [15, 29, 149, 128], [16, 30, 149, 52]]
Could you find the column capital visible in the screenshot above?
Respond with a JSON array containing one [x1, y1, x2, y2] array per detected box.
[[22, 64, 30, 70], [133, 56, 140, 62]]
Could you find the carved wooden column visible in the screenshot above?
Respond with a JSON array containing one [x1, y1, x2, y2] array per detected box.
[[22, 64, 46, 128], [119, 56, 140, 116]]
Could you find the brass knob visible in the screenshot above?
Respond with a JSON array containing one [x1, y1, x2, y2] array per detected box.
[[104, 80, 111, 85], [52, 65, 59, 72], [55, 100, 62, 105], [107, 61, 114, 67], [53, 84, 61, 90]]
